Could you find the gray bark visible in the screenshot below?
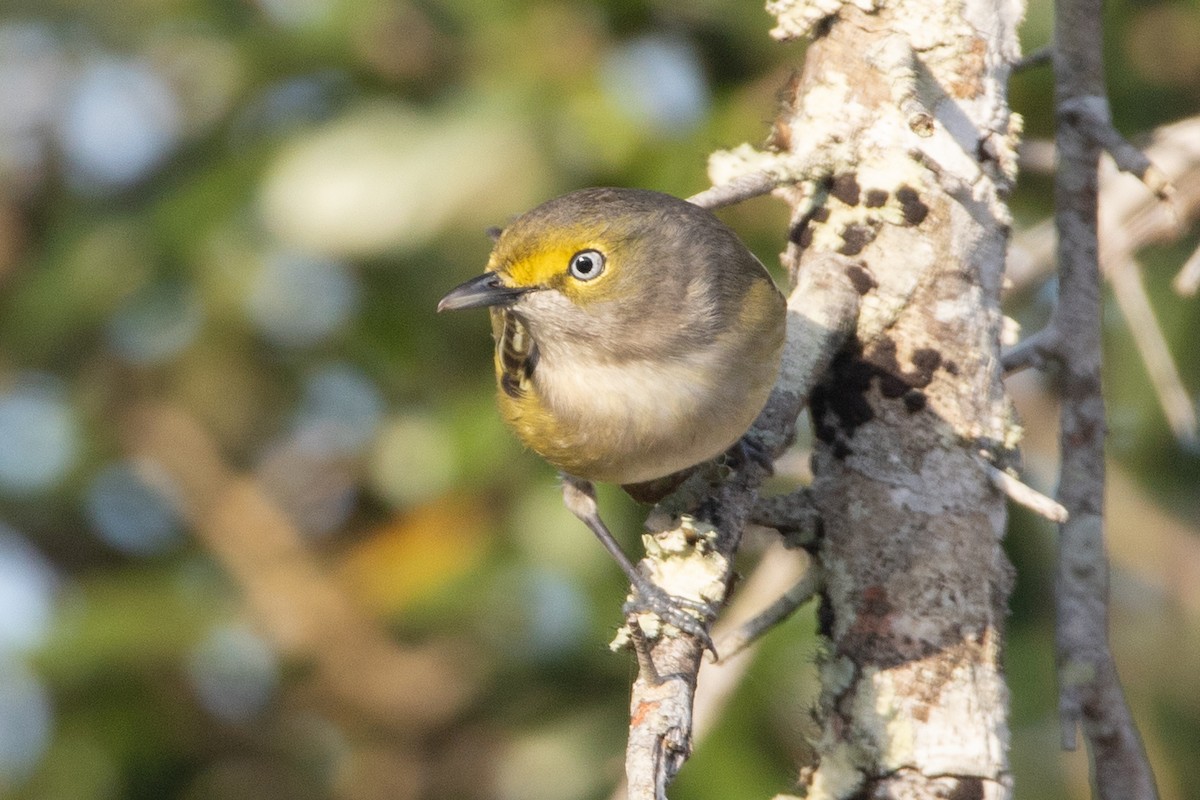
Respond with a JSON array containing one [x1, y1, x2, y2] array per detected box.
[[759, 0, 1023, 796]]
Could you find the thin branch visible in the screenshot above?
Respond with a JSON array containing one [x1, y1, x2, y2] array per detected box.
[[1109, 260, 1199, 443], [1060, 95, 1175, 201], [1172, 239, 1200, 296], [1014, 45, 1053, 72], [717, 561, 823, 662], [1052, 0, 1160, 794], [983, 460, 1068, 523], [687, 170, 781, 210], [1001, 327, 1060, 375], [750, 487, 821, 549], [1009, 116, 1200, 301]]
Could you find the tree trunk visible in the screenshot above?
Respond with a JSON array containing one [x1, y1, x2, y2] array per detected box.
[[764, 0, 1023, 795]]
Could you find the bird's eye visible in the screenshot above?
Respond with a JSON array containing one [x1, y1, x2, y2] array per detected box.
[[568, 249, 606, 281]]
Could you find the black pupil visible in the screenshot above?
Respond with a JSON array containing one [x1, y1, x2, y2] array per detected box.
[[575, 254, 595, 274]]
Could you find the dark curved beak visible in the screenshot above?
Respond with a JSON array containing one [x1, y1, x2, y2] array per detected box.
[[437, 272, 529, 312]]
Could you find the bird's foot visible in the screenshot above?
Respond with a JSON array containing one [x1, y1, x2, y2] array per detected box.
[[724, 432, 775, 475], [622, 575, 717, 656]]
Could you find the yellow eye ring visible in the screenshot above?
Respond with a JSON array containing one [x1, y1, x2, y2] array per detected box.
[[568, 249, 606, 281]]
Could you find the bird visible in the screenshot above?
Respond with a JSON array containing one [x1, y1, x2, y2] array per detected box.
[[438, 187, 787, 642]]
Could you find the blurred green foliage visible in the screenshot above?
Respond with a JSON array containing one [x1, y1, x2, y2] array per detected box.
[[0, 0, 1196, 798]]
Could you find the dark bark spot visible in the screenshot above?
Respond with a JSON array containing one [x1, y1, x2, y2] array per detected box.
[[878, 372, 909, 399], [944, 359, 960, 375], [910, 347, 942, 387], [861, 584, 892, 616], [950, 778, 985, 800], [897, 185, 929, 226], [837, 224, 872, 256], [845, 263, 877, 295], [811, 206, 831, 223], [831, 173, 861, 206], [902, 390, 927, 413], [817, 589, 835, 638], [864, 189, 889, 208], [790, 220, 812, 249]]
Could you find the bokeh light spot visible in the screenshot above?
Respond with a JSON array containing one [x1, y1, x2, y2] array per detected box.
[[85, 460, 185, 556], [0, 525, 57, 654], [293, 363, 385, 456], [0, 23, 64, 186], [0, 659, 52, 786], [0, 375, 78, 495], [57, 58, 183, 191], [255, 0, 336, 30], [522, 569, 589, 661], [246, 250, 361, 348], [107, 280, 204, 365], [187, 625, 278, 723], [256, 436, 356, 539], [600, 36, 710, 135], [368, 413, 457, 508]]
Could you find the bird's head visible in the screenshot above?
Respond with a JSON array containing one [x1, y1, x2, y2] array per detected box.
[[438, 187, 750, 360]]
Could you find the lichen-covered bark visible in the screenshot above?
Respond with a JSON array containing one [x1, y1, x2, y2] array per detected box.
[[749, 1, 1023, 796]]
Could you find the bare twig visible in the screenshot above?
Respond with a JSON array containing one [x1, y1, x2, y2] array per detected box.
[[1014, 46, 1053, 72], [1051, 0, 1160, 795], [1009, 116, 1200, 300], [1060, 95, 1175, 200], [607, 545, 812, 800], [1001, 326, 1060, 375], [687, 171, 780, 210], [983, 460, 1068, 523], [750, 487, 821, 549], [1173, 239, 1200, 296], [1007, 118, 1200, 447], [1108, 260, 1198, 443], [717, 561, 823, 662]]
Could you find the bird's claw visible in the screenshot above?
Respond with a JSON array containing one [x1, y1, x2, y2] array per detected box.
[[725, 433, 775, 475], [623, 581, 717, 656]]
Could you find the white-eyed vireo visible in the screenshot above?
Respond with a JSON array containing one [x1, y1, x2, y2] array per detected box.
[[439, 187, 786, 640]]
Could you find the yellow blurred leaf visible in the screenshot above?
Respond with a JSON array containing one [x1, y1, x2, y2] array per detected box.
[[337, 494, 493, 614]]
